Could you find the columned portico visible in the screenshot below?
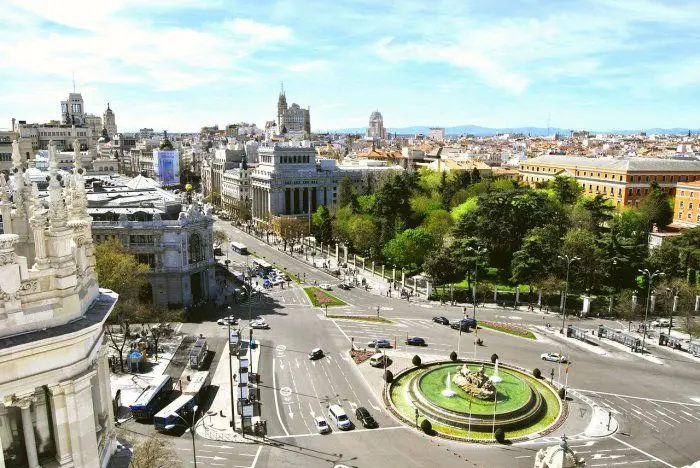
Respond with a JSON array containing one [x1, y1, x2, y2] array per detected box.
[[17, 397, 39, 468]]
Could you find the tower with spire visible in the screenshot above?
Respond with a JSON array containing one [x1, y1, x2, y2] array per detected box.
[[103, 102, 118, 137], [277, 82, 288, 130]]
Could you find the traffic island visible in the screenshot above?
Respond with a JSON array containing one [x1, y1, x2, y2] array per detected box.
[[303, 286, 347, 307], [385, 360, 564, 442], [325, 314, 393, 324]]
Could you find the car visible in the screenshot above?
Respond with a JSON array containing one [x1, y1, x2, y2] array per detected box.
[[406, 337, 426, 346], [319, 283, 332, 290], [315, 416, 331, 434], [355, 407, 377, 428], [450, 322, 470, 332], [217, 316, 237, 326], [308, 348, 324, 360], [338, 283, 352, 290], [541, 352, 568, 363], [271, 278, 284, 286], [459, 317, 477, 328], [367, 339, 391, 349], [432, 316, 449, 325], [251, 320, 269, 330]]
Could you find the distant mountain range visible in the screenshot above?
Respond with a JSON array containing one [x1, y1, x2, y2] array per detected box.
[[324, 125, 699, 137]]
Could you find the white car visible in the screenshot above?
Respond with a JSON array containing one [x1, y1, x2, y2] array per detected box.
[[315, 416, 331, 434], [271, 278, 284, 286], [217, 316, 237, 326], [319, 283, 332, 291], [250, 319, 269, 330], [541, 352, 568, 363]]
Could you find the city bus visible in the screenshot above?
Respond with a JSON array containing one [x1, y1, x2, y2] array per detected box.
[[189, 337, 209, 369], [251, 258, 273, 276], [230, 242, 249, 255], [184, 370, 212, 404], [153, 394, 196, 431], [130, 374, 174, 420]]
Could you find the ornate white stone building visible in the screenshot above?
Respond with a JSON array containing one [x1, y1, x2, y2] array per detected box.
[[0, 139, 119, 467], [276, 89, 310, 136]]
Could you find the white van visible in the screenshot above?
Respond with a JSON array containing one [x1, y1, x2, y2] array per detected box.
[[328, 404, 352, 430], [369, 353, 386, 368]]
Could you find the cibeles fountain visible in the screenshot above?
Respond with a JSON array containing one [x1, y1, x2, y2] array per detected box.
[[388, 358, 565, 442]]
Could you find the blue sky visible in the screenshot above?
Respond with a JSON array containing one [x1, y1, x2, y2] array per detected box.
[[1, 0, 700, 132]]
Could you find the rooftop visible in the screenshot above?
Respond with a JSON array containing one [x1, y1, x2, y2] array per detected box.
[[524, 155, 700, 172]]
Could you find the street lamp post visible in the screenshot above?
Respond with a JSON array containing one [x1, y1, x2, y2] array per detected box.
[[639, 268, 664, 354], [466, 246, 487, 320], [167, 405, 201, 467], [558, 255, 580, 333], [226, 306, 236, 433]]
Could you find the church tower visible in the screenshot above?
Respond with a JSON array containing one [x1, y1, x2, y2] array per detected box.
[[277, 83, 287, 130], [103, 102, 118, 137]]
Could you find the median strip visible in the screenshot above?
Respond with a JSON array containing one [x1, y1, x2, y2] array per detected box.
[[478, 321, 536, 340], [303, 286, 347, 307]]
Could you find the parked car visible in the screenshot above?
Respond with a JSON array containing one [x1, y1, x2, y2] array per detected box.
[[271, 278, 284, 286], [541, 352, 568, 363], [338, 283, 352, 290], [432, 316, 450, 325], [355, 407, 377, 428], [315, 416, 331, 434], [309, 348, 324, 360], [406, 337, 426, 346], [319, 283, 332, 291], [367, 339, 391, 349]]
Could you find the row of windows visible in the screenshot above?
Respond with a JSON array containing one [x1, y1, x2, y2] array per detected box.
[[677, 211, 700, 222], [130, 235, 156, 244], [523, 166, 698, 183], [0, 153, 11, 161], [39, 131, 87, 137], [679, 201, 694, 209], [679, 190, 697, 197]]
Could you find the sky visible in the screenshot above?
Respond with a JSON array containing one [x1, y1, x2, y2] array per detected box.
[[1, 0, 700, 132]]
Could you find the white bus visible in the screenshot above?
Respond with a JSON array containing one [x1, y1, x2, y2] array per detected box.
[[184, 370, 212, 404], [230, 242, 249, 255], [188, 337, 208, 369], [251, 258, 273, 276]]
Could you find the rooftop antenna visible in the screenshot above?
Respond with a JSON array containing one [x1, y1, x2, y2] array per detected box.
[[72, 72, 76, 93], [281, 81, 284, 94], [547, 112, 551, 137]]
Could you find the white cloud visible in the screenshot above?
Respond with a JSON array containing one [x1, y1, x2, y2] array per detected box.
[[224, 18, 292, 44], [287, 60, 328, 72]]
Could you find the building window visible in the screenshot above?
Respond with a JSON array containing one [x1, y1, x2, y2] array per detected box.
[[188, 233, 203, 264], [680, 201, 684, 208], [690, 203, 694, 210]]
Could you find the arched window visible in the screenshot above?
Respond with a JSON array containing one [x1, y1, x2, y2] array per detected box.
[[188, 233, 203, 264]]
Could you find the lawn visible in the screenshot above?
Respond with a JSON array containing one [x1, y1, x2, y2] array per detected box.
[[478, 321, 536, 340], [303, 287, 347, 307], [418, 365, 532, 415]]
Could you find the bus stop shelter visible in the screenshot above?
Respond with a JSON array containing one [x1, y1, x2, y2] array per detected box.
[[598, 325, 642, 351]]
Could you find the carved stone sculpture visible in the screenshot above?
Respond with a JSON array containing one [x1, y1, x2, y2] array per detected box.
[[452, 364, 496, 400]]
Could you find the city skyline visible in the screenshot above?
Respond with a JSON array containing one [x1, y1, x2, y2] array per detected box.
[[2, 0, 700, 132]]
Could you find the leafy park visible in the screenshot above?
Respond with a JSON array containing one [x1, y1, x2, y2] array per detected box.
[[309, 169, 699, 327]]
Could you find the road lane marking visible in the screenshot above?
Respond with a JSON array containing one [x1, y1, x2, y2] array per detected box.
[[575, 389, 700, 407], [272, 357, 290, 437], [287, 360, 310, 432], [250, 445, 263, 468], [611, 436, 676, 468], [303, 358, 326, 415], [267, 425, 406, 439]]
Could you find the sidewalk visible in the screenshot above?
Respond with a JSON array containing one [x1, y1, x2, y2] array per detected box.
[[195, 336, 263, 443]]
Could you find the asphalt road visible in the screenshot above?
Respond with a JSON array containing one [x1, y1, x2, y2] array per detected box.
[[149, 220, 700, 468]]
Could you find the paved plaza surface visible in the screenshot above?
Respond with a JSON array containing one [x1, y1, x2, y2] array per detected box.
[[116, 219, 700, 468]]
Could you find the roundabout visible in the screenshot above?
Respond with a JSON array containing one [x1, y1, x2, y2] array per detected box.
[[386, 360, 565, 442]]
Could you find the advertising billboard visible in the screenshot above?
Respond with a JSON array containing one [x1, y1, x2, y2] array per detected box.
[[153, 149, 180, 186]]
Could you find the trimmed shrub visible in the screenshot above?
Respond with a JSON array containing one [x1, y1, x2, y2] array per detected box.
[[494, 428, 505, 443], [412, 355, 422, 367], [449, 351, 458, 361], [532, 368, 542, 379], [384, 370, 394, 383], [558, 387, 567, 399], [491, 353, 499, 363], [420, 418, 432, 434]]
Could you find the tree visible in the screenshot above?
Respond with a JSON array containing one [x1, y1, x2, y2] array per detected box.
[[382, 227, 435, 271], [145, 307, 182, 361], [511, 225, 564, 289], [549, 176, 583, 205], [213, 229, 229, 248], [421, 209, 454, 246], [95, 238, 152, 371], [639, 181, 673, 230], [124, 432, 182, 468], [338, 177, 355, 208], [562, 228, 603, 291], [312, 205, 333, 245], [577, 194, 614, 235], [470, 167, 481, 184], [423, 247, 466, 288], [647, 240, 684, 279], [613, 289, 639, 331], [347, 214, 379, 258]]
